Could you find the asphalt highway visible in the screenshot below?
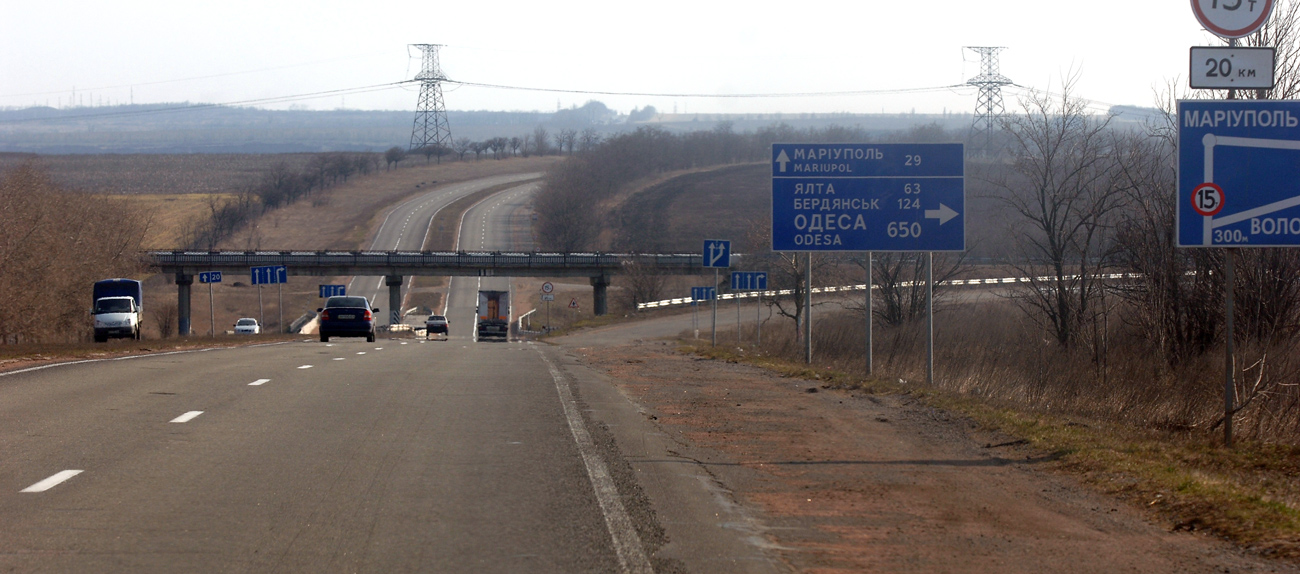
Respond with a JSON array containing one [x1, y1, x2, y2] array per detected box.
[[347, 173, 539, 326], [0, 177, 783, 573]]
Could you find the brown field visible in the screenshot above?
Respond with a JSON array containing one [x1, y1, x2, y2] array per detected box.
[[111, 193, 236, 248], [0, 153, 316, 195]]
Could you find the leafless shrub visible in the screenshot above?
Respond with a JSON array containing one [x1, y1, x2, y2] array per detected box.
[[0, 164, 148, 343]]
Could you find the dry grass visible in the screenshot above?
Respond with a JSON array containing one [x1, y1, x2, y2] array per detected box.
[[109, 193, 236, 248], [683, 299, 1300, 558]]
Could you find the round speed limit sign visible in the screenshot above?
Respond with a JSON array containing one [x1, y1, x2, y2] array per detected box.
[[1192, 182, 1226, 217], [1191, 0, 1275, 39], [541, 282, 554, 294]]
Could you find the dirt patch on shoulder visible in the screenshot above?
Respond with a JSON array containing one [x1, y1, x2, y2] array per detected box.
[[567, 338, 1298, 573]]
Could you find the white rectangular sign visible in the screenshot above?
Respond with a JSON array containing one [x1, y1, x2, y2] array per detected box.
[[1190, 47, 1276, 90]]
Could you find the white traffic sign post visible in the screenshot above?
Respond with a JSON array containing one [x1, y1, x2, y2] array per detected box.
[[1190, 46, 1276, 89], [1191, 0, 1275, 39], [541, 283, 554, 332]]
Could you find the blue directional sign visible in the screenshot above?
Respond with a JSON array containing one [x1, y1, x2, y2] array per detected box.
[[198, 271, 222, 284], [250, 265, 287, 285], [691, 287, 717, 301], [1178, 100, 1300, 247], [772, 143, 964, 252], [318, 285, 346, 298], [703, 239, 731, 268], [730, 271, 768, 291]]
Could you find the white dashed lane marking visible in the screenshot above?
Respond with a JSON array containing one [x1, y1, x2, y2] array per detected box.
[[356, 352, 366, 355], [170, 411, 204, 423], [333, 358, 346, 361], [298, 365, 313, 369], [248, 379, 270, 386], [21, 470, 83, 493]]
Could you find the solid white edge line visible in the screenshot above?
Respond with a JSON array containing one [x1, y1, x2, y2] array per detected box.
[[21, 470, 83, 493], [249, 378, 271, 386], [536, 349, 652, 574], [0, 341, 295, 379], [170, 411, 204, 423]]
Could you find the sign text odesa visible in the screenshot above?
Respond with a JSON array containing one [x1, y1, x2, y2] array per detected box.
[[771, 143, 964, 252]]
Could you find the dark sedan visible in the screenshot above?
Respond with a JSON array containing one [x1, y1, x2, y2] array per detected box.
[[317, 296, 378, 343]]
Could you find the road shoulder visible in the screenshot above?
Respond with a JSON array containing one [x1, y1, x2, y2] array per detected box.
[[549, 332, 1299, 574]]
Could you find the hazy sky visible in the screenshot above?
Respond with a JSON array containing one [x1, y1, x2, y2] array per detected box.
[[0, 1, 1228, 116]]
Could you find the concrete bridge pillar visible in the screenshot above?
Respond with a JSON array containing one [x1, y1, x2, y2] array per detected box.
[[386, 275, 404, 326], [590, 275, 611, 317], [176, 273, 193, 337]]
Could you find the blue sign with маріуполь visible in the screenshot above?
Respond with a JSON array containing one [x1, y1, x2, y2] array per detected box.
[[771, 143, 964, 252], [1178, 100, 1300, 247]]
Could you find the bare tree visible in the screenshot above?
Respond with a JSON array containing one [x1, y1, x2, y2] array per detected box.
[[579, 128, 601, 153], [532, 126, 551, 156], [559, 129, 578, 155], [384, 146, 407, 171], [453, 138, 473, 161], [993, 74, 1126, 348], [509, 137, 522, 157]]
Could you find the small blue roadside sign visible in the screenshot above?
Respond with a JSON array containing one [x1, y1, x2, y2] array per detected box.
[[691, 287, 716, 301], [1178, 100, 1300, 247], [703, 240, 731, 268], [319, 285, 346, 298], [771, 143, 964, 252], [198, 271, 222, 284], [730, 271, 768, 291], [251, 265, 287, 285]]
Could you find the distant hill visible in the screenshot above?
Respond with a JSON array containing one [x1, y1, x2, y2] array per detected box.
[[0, 101, 976, 154]]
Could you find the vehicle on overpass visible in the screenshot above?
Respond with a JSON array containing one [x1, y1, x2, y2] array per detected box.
[[233, 318, 260, 335], [476, 290, 510, 341], [317, 296, 378, 343], [92, 278, 143, 342]]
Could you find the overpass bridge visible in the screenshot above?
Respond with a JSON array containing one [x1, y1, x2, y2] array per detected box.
[[146, 250, 708, 335]]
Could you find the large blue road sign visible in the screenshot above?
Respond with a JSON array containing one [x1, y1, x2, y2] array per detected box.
[[1179, 100, 1300, 247], [251, 265, 287, 285], [319, 285, 346, 298], [703, 240, 731, 268], [772, 143, 964, 252], [730, 271, 768, 291], [691, 287, 716, 301], [198, 271, 222, 284]]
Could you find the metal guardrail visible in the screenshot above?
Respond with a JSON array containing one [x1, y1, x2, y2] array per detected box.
[[637, 273, 1142, 310], [146, 250, 706, 278]]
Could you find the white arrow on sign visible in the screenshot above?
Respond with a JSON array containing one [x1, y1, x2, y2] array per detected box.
[[775, 150, 790, 173], [925, 203, 959, 225]]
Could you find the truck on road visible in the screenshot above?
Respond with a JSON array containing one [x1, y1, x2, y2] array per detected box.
[[476, 290, 511, 341], [92, 278, 143, 342]]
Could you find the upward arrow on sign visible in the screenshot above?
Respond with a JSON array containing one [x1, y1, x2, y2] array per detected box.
[[775, 150, 790, 173]]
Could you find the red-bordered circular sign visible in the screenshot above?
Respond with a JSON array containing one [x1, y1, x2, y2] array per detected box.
[[1191, 0, 1275, 39], [1192, 182, 1226, 216]]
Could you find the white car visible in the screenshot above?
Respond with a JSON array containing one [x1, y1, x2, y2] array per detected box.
[[233, 318, 261, 335]]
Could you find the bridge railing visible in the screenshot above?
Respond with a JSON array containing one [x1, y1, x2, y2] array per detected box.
[[146, 250, 704, 272]]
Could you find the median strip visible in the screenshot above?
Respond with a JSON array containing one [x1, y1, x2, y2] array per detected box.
[[21, 470, 83, 493]]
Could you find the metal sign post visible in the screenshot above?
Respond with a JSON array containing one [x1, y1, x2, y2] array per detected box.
[[865, 253, 873, 375], [198, 271, 222, 337], [702, 240, 731, 347], [251, 265, 287, 337], [804, 253, 812, 364]]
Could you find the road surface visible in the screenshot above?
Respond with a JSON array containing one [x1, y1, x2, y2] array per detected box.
[[0, 178, 782, 573]]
